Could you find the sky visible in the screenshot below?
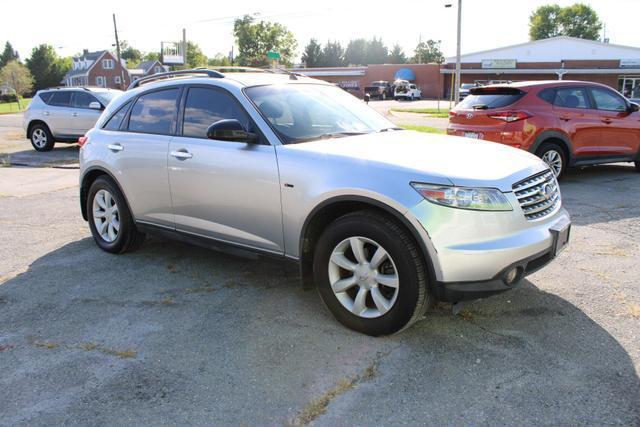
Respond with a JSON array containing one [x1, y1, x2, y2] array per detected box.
[[2, 0, 639, 63]]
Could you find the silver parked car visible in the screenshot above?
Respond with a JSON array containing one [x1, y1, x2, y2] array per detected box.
[[79, 69, 571, 335], [23, 87, 121, 151]]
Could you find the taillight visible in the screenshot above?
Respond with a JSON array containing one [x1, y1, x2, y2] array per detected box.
[[449, 110, 457, 118], [78, 136, 88, 147], [488, 111, 531, 122]]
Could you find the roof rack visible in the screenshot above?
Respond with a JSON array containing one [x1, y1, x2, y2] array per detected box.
[[127, 69, 225, 90], [203, 66, 268, 73]]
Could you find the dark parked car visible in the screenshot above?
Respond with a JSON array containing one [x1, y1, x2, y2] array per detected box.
[[364, 81, 393, 100], [447, 80, 640, 177]]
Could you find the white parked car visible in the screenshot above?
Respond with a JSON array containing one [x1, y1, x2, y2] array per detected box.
[[23, 87, 121, 151], [394, 80, 422, 101]]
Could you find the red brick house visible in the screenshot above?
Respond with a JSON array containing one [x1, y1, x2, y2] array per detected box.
[[63, 50, 130, 90]]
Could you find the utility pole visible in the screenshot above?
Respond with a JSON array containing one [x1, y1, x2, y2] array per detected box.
[[112, 14, 125, 89], [182, 28, 187, 67], [454, 0, 462, 104]]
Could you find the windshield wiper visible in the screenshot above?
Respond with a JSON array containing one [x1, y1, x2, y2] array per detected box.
[[294, 131, 371, 143], [378, 127, 403, 132]]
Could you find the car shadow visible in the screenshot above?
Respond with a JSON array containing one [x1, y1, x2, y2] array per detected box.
[[0, 144, 79, 167], [560, 163, 640, 226], [0, 236, 638, 424]]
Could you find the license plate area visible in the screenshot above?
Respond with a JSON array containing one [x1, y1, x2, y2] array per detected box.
[[550, 221, 571, 256]]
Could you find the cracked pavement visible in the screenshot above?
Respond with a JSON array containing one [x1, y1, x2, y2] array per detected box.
[[0, 160, 639, 425]]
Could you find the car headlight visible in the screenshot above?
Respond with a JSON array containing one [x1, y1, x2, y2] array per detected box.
[[411, 182, 512, 211]]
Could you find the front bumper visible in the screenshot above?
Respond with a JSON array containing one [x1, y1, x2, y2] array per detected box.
[[407, 197, 571, 301]]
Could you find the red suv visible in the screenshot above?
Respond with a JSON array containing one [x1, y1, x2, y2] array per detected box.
[[447, 81, 640, 177]]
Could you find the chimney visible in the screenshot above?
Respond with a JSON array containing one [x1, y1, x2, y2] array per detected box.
[[83, 49, 89, 56]]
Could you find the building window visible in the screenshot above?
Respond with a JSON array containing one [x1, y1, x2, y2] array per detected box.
[[154, 66, 163, 74], [96, 76, 106, 87], [102, 59, 115, 69], [114, 75, 121, 84]]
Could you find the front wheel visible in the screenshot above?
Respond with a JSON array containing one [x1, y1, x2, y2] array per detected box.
[[87, 176, 145, 254], [537, 142, 567, 178], [313, 210, 430, 336]]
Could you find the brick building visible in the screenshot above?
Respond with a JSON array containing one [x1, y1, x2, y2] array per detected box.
[[292, 36, 640, 100], [63, 50, 130, 90], [128, 60, 168, 83]]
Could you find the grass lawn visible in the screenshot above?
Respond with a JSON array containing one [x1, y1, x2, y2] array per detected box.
[[391, 108, 450, 118], [401, 125, 446, 134], [0, 98, 32, 114]]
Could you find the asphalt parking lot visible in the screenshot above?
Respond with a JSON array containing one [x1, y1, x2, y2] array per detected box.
[[0, 117, 639, 425]]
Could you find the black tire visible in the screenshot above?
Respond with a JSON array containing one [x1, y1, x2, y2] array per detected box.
[[87, 176, 145, 254], [536, 142, 567, 179], [313, 210, 430, 336], [635, 161, 640, 172], [29, 123, 55, 152]]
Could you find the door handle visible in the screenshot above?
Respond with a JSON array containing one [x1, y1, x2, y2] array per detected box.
[[43, 111, 50, 116], [107, 143, 124, 152], [601, 118, 613, 124], [71, 112, 78, 117], [559, 115, 570, 121], [170, 149, 193, 160]]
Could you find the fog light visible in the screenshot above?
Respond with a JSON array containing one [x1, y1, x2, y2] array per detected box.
[[503, 267, 520, 286]]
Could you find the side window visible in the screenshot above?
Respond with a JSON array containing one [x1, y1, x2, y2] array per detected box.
[[71, 92, 99, 109], [49, 91, 72, 107], [553, 87, 589, 109], [39, 92, 54, 105], [103, 100, 132, 131], [591, 88, 627, 112], [182, 87, 250, 139], [538, 88, 555, 104], [128, 88, 180, 135]]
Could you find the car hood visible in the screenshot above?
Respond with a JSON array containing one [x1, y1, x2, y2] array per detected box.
[[283, 130, 547, 191]]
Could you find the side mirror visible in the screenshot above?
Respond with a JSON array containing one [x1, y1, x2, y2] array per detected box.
[[206, 119, 258, 143], [89, 101, 102, 110], [628, 102, 639, 113]]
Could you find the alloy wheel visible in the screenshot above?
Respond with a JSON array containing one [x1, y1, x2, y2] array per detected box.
[[92, 189, 120, 243], [32, 129, 47, 148], [328, 236, 399, 318], [542, 149, 563, 177]]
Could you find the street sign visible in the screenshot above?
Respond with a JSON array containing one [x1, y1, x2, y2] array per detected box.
[[266, 51, 281, 60]]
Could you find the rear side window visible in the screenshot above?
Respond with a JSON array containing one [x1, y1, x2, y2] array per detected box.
[[48, 91, 72, 107], [590, 88, 627, 112], [457, 87, 525, 109], [538, 88, 555, 104], [127, 88, 180, 135], [71, 92, 99, 109], [103, 100, 132, 131], [553, 87, 589, 109], [39, 92, 54, 104], [182, 87, 250, 138]]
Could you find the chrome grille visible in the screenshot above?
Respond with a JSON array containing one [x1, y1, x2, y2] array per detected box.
[[512, 170, 561, 220]]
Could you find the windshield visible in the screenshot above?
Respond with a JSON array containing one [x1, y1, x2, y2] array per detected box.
[[460, 84, 475, 89], [93, 90, 122, 106], [245, 84, 396, 144]]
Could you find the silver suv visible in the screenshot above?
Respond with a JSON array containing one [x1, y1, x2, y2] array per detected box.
[[23, 87, 121, 151], [79, 69, 571, 335]]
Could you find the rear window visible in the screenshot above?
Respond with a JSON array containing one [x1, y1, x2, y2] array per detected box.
[[457, 87, 525, 110], [48, 91, 72, 107], [39, 92, 54, 104], [103, 100, 132, 131], [127, 88, 180, 135]]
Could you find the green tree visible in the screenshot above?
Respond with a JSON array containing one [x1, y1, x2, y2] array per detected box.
[[0, 42, 19, 68], [412, 39, 444, 64], [529, 3, 601, 40], [388, 44, 407, 64], [321, 41, 345, 67], [143, 51, 161, 62], [207, 53, 232, 67], [233, 15, 297, 67], [0, 60, 34, 108], [344, 39, 367, 66], [26, 44, 69, 91], [365, 37, 388, 64], [120, 41, 143, 66], [184, 41, 208, 68], [301, 39, 323, 67]]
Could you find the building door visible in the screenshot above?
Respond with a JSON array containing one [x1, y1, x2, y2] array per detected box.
[[618, 76, 640, 99]]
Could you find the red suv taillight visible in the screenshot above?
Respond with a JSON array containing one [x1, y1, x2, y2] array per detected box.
[[449, 110, 457, 118], [488, 111, 531, 122], [78, 136, 88, 147]]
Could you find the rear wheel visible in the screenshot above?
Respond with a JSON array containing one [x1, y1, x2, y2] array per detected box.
[[30, 124, 55, 152], [313, 210, 430, 336], [87, 176, 145, 254], [635, 161, 640, 172], [537, 142, 567, 178]]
